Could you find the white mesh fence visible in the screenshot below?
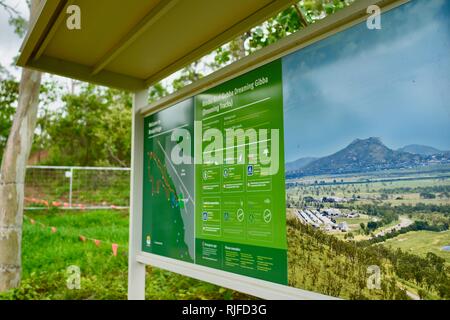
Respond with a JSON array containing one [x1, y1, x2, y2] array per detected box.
[[24, 166, 131, 210]]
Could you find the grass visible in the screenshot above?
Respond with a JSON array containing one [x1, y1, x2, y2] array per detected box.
[[382, 230, 450, 264], [288, 174, 450, 207], [334, 216, 372, 226], [0, 209, 250, 300]]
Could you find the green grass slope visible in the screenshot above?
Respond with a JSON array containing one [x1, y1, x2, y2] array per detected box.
[[0, 210, 249, 300]]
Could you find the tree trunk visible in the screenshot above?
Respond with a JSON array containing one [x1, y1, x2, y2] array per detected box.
[[0, 0, 42, 292]]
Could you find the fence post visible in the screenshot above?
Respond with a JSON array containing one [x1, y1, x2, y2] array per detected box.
[[69, 167, 74, 208]]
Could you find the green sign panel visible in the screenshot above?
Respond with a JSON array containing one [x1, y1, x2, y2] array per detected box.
[[195, 60, 287, 284], [142, 60, 287, 284]]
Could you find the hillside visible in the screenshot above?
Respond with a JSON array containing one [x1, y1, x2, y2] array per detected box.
[[288, 137, 427, 176], [286, 210, 407, 299], [286, 210, 450, 299], [285, 157, 317, 172], [398, 144, 444, 156]]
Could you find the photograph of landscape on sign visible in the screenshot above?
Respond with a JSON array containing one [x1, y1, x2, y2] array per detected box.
[[283, 0, 450, 299]]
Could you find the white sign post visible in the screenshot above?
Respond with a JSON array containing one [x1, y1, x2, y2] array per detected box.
[[128, 89, 148, 300]]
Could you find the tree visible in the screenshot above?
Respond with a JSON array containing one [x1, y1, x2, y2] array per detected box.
[[30, 80, 61, 162], [420, 192, 435, 199], [0, 79, 19, 160], [148, 81, 168, 104], [44, 85, 109, 166], [417, 288, 427, 300], [43, 85, 132, 167], [171, 62, 203, 92], [0, 0, 42, 292]]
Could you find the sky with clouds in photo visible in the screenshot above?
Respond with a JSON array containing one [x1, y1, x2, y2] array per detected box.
[[282, 0, 450, 162]]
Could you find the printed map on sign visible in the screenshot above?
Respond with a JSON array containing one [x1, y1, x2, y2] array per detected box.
[[142, 99, 195, 262]]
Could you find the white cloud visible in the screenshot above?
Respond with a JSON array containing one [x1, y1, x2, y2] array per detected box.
[[0, 0, 28, 77]]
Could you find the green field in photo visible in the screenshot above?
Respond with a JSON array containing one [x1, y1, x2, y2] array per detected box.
[[382, 231, 450, 264]]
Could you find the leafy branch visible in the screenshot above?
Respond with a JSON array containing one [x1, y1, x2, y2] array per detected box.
[[0, 0, 20, 17], [0, 0, 28, 37]]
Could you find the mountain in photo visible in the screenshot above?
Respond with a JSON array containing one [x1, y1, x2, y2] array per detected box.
[[285, 157, 317, 172], [397, 144, 444, 156], [286, 137, 450, 177]]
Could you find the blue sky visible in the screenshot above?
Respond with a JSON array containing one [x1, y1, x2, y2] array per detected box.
[[282, 0, 450, 162]]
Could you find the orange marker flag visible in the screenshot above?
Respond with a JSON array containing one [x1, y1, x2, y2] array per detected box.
[[112, 243, 118, 256], [94, 239, 101, 247], [51, 227, 57, 233], [79, 235, 86, 242]]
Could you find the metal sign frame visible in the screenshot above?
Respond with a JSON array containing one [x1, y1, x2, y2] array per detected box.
[[128, 0, 409, 300]]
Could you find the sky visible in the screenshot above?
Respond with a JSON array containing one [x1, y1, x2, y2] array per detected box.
[[0, 0, 28, 78], [282, 0, 450, 162]]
